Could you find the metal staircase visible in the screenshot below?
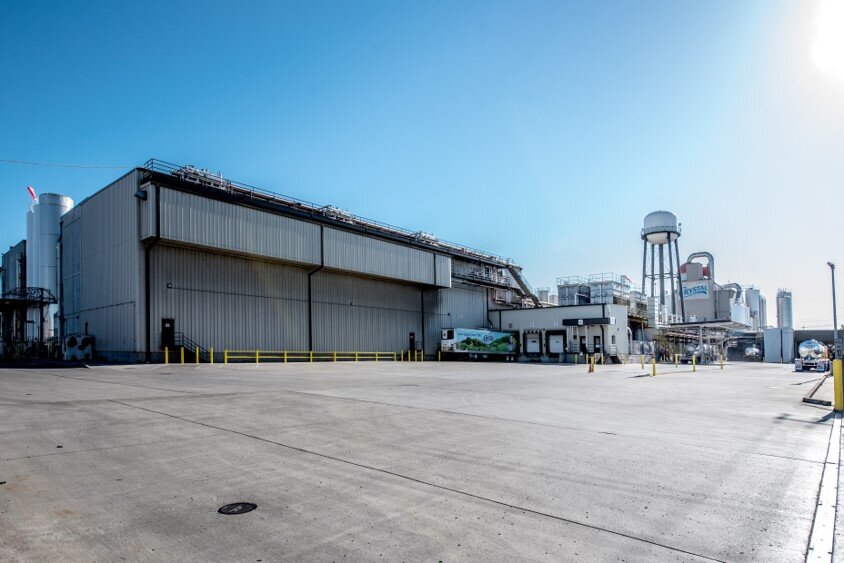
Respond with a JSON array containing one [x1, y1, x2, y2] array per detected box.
[[174, 332, 210, 362]]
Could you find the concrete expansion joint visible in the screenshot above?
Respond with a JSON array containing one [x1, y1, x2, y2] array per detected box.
[[805, 411, 841, 562]]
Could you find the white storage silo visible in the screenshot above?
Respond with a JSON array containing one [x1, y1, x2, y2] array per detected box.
[[25, 193, 74, 340]]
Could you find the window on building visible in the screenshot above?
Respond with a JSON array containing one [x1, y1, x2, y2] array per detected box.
[[611, 335, 616, 344]]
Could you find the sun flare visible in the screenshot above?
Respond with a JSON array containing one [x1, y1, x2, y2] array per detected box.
[[811, 0, 844, 82]]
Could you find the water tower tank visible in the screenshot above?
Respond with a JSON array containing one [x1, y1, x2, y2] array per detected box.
[[642, 210, 680, 244]]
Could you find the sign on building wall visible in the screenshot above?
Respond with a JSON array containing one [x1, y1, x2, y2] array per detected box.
[[683, 283, 709, 300]]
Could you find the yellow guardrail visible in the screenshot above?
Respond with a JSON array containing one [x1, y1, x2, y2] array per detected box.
[[163, 347, 433, 365], [221, 350, 401, 364]]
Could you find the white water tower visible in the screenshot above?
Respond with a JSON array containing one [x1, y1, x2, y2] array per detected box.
[[641, 211, 685, 320]]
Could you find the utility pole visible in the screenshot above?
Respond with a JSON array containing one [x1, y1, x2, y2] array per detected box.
[[829, 262, 839, 359]]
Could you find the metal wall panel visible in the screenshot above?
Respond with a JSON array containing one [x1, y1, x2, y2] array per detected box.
[[423, 283, 488, 354], [61, 171, 142, 357], [435, 254, 452, 288], [158, 188, 321, 266], [311, 271, 422, 352], [323, 227, 438, 286], [495, 304, 605, 330], [150, 246, 309, 352]]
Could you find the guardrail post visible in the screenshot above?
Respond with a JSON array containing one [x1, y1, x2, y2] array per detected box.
[[309, 350, 313, 363], [393, 352, 397, 361], [834, 359, 843, 412], [284, 351, 287, 364], [209, 347, 214, 364], [376, 352, 379, 362], [651, 358, 656, 377], [164, 347, 169, 364], [195, 347, 199, 364], [180, 347, 185, 365], [255, 350, 260, 364], [224, 349, 228, 364], [355, 351, 359, 362]]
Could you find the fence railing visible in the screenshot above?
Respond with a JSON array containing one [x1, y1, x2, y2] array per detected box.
[[162, 347, 427, 364]]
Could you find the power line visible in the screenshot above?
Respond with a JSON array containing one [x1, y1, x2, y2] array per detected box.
[[0, 158, 131, 169]]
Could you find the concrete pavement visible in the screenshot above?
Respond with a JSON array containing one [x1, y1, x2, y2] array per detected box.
[[0, 361, 836, 561]]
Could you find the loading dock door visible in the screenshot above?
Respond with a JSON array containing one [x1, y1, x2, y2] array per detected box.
[[548, 334, 565, 354], [526, 333, 541, 354]]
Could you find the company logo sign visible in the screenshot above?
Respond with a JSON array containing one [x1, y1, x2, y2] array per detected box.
[[683, 283, 709, 300]]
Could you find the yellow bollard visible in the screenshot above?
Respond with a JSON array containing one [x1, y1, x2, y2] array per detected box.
[[438, 350, 441, 362], [224, 349, 228, 364], [651, 358, 656, 377], [310, 350, 313, 363], [164, 347, 169, 364], [209, 347, 214, 364], [393, 352, 397, 361], [834, 359, 843, 412], [575, 354, 578, 364], [692, 355, 697, 372], [675, 354, 679, 367], [255, 350, 260, 364], [376, 352, 379, 362], [601, 354, 605, 365], [355, 351, 359, 362], [640, 355, 645, 369], [720, 354, 724, 370], [195, 347, 199, 364], [333, 351, 337, 362], [284, 351, 287, 363], [180, 347, 185, 365]]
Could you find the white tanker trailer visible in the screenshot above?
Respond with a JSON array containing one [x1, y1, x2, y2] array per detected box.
[[794, 340, 830, 372]]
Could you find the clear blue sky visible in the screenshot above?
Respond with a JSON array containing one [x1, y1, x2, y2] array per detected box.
[[1, 0, 842, 328]]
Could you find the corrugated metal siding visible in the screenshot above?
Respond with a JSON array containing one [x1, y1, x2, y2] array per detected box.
[[497, 304, 605, 330], [312, 271, 422, 352], [139, 183, 156, 240], [150, 246, 309, 351], [323, 227, 437, 286], [435, 254, 452, 288], [61, 171, 141, 357], [158, 188, 321, 266], [423, 284, 488, 354]]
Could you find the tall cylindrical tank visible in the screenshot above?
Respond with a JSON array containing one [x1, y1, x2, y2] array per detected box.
[[777, 289, 793, 329], [25, 193, 74, 340], [642, 211, 680, 244], [25, 209, 34, 288]]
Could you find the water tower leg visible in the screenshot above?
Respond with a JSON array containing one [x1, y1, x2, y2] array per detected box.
[[668, 239, 676, 315], [674, 239, 686, 321], [650, 245, 656, 298], [658, 243, 666, 306], [641, 239, 648, 295]]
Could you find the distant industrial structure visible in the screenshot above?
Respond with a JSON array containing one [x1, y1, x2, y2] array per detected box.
[[776, 289, 793, 329]]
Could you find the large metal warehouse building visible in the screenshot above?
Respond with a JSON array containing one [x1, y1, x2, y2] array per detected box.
[[59, 160, 538, 362]]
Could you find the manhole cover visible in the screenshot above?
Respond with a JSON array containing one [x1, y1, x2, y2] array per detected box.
[[218, 502, 257, 515]]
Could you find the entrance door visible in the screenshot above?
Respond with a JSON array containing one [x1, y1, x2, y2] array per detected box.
[[593, 335, 602, 354], [161, 318, 175, 349]]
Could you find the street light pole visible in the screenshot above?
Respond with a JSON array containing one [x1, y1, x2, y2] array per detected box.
[[830, 262, 839, 359]]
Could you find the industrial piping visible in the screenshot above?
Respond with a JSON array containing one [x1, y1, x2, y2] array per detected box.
[[686, 252, 715, 280]]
